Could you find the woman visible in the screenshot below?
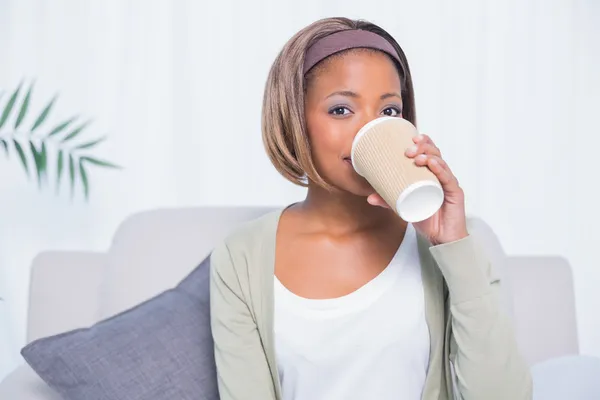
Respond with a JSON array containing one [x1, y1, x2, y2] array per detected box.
[[209, 17, 532, 400]]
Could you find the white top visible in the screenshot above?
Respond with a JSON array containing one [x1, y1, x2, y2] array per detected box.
[[274, 224, 430, 400]]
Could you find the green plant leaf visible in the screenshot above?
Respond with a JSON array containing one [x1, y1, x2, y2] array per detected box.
[[31, 95, 57, 132], [75, 136, 106, 150], [47, 116, 77, 137], [29, 141, 43, 187], [0, 82, 22, 129], [68, 153, 76, 197], [13, 139, 29, 177], [40, 141, 47, 168], [15, 82, 33, 129], [56, 150, 64, 192], [80, 156, 121, 169], [79, 159, 89, 200], [61, 119, 92, 143], [40, 141, 48, 181], [0, 139, 8, 156]]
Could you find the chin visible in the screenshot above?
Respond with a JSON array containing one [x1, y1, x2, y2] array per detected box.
[[345, 181, 375, 197]]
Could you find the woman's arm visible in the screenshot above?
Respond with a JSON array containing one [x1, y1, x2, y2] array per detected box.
[[369, 132, 531, 398], [209, 242, 277, 400], [429, 235, 533, 400]]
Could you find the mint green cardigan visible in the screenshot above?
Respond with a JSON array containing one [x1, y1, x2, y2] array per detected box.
[[209, 209, 532, 400]]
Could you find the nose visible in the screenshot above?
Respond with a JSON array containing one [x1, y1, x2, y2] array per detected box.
[[356, 114, 383, 133]]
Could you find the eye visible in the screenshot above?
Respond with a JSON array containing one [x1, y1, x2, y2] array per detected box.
[[328, 106, 352, 116], [382, 106, 402, 117]]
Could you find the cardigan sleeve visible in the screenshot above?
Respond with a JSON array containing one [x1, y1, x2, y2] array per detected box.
[[209, 241, 277, 400], [429, 235, 533, 400]]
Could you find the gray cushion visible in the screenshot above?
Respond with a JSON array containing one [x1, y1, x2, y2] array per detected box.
[[20, 256, 218, 400]]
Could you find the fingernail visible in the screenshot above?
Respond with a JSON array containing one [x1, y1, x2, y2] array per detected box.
[[406, 145, 418, 155], [416, 134, 425, 142], [417, 154, 428, 161]]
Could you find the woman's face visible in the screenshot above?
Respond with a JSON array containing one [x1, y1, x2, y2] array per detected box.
[[304, 49, 404, 196]]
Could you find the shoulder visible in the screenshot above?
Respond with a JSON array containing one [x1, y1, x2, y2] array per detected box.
[[225, 209, 282, 249], [210, 208, 282, 278]]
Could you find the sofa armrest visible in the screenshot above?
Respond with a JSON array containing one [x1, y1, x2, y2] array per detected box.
[[531, 355, 600, 399], [0, 364, 61, 400], [27, 251, 106, 343], [505, 256, 579, 366]]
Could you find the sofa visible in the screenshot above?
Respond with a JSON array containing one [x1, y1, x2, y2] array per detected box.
[[0, 207, 591, 399]]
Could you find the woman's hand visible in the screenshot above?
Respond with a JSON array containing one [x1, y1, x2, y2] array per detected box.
[[367, 134, 469, 245]]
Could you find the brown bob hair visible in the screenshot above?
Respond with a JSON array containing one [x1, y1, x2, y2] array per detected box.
[[261, 17, 416, 188]]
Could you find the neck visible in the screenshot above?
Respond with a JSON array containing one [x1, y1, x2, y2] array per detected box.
[[297, 183, 401, 234]]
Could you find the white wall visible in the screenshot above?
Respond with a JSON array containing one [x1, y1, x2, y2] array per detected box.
[[1, 0, 599, 379]]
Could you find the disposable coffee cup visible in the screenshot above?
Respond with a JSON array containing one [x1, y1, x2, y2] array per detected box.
[[351, 116, 444, 222]]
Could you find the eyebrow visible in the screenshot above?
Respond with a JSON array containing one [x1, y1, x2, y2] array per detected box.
[[325, 90, 402, 100]]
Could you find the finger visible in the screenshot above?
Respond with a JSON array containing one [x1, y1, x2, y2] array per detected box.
[[426, 156, 459, 188], [367, 193, 391, 209], [426, 154, 451, 173], [405, 142, 441, 158], [413, 154, 457, 184], [412, 133, 434, 145], [413, 153, 450, 171]]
